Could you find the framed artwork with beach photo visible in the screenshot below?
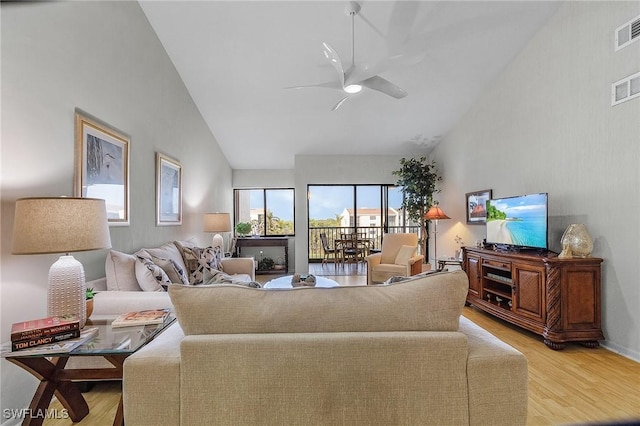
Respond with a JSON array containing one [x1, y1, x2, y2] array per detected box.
[[465, 189, 492, 225], [74, 111, 130, 226]]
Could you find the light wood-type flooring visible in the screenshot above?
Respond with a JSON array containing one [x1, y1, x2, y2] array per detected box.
[[42, 273, 640, 425]]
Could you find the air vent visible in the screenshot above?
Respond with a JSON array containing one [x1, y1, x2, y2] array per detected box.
[[615, 14, 640, 51], [611, 71, 640, 106]]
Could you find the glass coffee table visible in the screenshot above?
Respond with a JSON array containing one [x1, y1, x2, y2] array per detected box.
[[1, 314, 175, 426]]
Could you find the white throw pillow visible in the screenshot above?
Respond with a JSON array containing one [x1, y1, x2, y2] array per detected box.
[[394, 245, 417, 265], [105, 250, 141, 291], [134, 256, 170, 292]]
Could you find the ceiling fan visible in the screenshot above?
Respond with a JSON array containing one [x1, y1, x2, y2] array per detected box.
[[287, 1, 413, 111]]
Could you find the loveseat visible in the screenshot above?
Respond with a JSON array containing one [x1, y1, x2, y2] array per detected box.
[[123, 270, 528, 425], [88, 240, 256, 315]]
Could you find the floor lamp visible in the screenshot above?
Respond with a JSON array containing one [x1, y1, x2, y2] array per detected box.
[[425, 203, 450, 267], [11, 197, 112, 328]]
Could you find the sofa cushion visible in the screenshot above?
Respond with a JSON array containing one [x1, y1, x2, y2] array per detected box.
[[105, 250, 141, 291], [169, 270, 469, 335], [135, 256, 170, 292], [394, 245, 417, 265]]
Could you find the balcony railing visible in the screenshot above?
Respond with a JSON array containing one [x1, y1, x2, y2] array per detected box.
[[309, 226, 421, 262]]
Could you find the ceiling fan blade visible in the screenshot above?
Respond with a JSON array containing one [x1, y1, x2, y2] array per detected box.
[[322, 42, 345, 88], [345, 51, 424, 87], [386, 1, 420, 54], [360, 75, 407, 99], [284, 81, 342, 91], [331, 96, 350, 111]]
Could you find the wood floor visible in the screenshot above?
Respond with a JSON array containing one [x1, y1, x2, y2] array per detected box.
[[43, 272, 640, 425]]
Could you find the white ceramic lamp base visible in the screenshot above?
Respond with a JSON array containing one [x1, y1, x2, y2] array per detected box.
[[212, 233, 224, 264], [48, 255, 87, 328]]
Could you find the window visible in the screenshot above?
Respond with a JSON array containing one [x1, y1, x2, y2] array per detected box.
[[234, 189, 294, 236]]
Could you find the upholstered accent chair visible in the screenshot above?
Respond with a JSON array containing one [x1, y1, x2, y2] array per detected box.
[[365, 233, 424, 284]]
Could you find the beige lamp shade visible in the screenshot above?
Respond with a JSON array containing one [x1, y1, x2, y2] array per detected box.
[[203, 212, 232, 233], [12, 197, 112, 255]]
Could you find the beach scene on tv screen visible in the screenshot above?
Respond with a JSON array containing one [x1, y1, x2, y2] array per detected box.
[[486, 194, 547, 248]]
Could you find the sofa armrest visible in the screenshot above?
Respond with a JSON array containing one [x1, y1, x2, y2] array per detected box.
[[459, 316, 528, 426], [364, 252, 382, 266], [220, 257, 255, 281], [408, 254, 425, 275]]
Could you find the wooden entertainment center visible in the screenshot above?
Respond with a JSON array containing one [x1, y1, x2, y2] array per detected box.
[[462, 247, 604, 350]]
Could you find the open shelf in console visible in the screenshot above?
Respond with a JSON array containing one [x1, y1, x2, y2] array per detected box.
[[481, 259, 513, 310]]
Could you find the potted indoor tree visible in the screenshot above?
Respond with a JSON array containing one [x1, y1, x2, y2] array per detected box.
[[392, 156, 442, 263]]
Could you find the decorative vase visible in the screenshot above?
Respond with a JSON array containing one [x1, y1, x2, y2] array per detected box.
[[559, 224, 593, 258]]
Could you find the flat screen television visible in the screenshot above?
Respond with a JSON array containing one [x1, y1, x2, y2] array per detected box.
[[485, 193, 548, 250]]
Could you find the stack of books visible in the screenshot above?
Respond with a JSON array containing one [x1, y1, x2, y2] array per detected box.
[[10, 315, 80, 352]]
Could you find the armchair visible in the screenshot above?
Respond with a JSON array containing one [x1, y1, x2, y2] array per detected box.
[[365, 233, 424, 284]]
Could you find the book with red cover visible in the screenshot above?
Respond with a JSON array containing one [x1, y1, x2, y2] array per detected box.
[[12, 329, 81, 351], [11, 315, 80, 342]]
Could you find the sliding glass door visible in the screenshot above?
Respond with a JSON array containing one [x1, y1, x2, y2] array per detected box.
[[308, 184, 417, 262]]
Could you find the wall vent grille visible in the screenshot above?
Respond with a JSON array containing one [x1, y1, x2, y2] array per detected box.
[[611, 71, 640, 106], [615, 14, 640, 50]]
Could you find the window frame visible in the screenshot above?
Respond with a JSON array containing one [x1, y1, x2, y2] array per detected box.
[[233, 188, 295, 237]]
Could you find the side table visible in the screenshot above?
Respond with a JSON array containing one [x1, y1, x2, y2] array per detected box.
[[436, 257, 463, 271], [2, 314, 175, 426]]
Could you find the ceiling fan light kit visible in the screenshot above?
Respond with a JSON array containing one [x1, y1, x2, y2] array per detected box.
[[287, 1, 410, 111]]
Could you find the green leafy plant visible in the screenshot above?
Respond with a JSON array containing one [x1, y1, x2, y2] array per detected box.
[[258, 257, 275, 271], [86, 288, 95, 300], [393, 156, 442, 262], [235, 222, 252, 236]]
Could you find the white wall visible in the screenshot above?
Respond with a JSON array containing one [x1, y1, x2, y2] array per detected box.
[[432, 1, 640, 360], [1, 2, 233, 418]]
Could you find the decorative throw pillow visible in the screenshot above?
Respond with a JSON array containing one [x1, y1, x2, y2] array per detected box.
[[151, 255, 190, 285], [135, 249, 189, 285], [394, 245, 417, 265], [175, 241, 225, 285], [134, 256, 170, 292], [105, 250, 141, 291]]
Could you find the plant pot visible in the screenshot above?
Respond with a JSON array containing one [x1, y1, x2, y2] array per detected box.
[[86, 299, 94, 319]]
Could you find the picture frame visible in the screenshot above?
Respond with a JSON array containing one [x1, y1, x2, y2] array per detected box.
[[74, 111, 130, 226], [156, 153, 182, 226], [466, 189, 492, 225]]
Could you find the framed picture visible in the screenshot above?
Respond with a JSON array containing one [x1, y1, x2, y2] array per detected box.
[[74, 111, 130, 226], [156, 153, 182, 226], [466, 189, 492, 225]]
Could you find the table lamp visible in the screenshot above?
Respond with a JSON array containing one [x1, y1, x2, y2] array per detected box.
[[11, 197, 112, 327], [425, 203, 450, 265], [204, 212, 231, 262]]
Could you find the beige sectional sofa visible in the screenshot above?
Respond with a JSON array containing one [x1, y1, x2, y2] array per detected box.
[[123, 270, 528, 426], [88, 240, 256, 315]]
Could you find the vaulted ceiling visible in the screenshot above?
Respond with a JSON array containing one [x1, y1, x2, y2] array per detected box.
[[139, 1, 561, 169]]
